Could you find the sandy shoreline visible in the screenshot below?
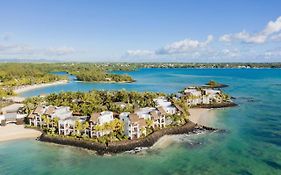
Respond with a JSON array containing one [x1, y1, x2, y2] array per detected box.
[[0, 108, 217, 148], [152, 108, 217, 149], [0, 125, 42, 142], [14, 80, 68, 94], [188, 108, 217, 126]]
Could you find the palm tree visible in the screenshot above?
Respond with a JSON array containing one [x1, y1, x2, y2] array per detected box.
[[82, 122, 89, 135], [75, 121, 83, 136], [52, 117, 59, 132], [146, 119, 154, 129]]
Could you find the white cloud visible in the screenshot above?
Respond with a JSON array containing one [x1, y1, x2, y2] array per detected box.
[[271, 33, 281, 41], [126, 49, 154, 57], [0, 43, 33, 54], [219, 16, 281, 44], [264, 47, 281, 58], [263, 16, 281, 35], [0, 43, 76, 57], [221, 48, 240, 57], [156, 35, 213, 54], [219, 34, 231, 42], [0, 33, 76, 58], [46, 46, 76, 56]]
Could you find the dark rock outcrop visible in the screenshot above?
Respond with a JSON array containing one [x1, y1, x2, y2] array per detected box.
[[39, 121, 219, 155]]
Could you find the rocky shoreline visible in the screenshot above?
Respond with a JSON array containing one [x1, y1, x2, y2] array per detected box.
[[39, 121, 219, 155], [196, 102, 237, 108]]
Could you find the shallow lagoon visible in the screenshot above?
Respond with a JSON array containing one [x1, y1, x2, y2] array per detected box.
[[1, 68, 281, 175]]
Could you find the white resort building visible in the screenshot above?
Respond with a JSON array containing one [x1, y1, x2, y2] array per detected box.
[[120, 112, 147, 139], [28, 106, 72, 127], [154, 97, 177, 114], [0, 103, 26, 126], [58, 116, 88, 136], [184, 87, 223, 106], [89, 111, 114, 137]]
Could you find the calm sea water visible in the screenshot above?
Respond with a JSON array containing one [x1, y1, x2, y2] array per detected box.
[[1, 68, 281, 175]]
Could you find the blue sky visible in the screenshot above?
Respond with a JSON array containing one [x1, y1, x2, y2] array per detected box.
[[0, 0, 281, 62]]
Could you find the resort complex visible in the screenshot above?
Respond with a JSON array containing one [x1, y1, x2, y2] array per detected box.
[[1, 84, 233, 146], [182, 86, 229, 106], [27, 104, 170, 140]]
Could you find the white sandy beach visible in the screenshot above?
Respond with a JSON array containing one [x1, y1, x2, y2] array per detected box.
[[189, 108, 217, 126], [0, 125, 42, 142], [14, 80, 68, 94], [152, 108, 217, 149]]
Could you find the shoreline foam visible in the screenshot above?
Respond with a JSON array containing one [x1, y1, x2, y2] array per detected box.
[[151, 108, 218, 149]]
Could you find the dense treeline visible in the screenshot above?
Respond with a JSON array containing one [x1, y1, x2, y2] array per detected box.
[[75, 71, 134, 82], [0, 63, 136, 97], [0, 63, 67, 87], [0, 88, 15, 97], [1, 62, 280, 97], [130, 62, 281, 68], [24, 90, 165, 115]]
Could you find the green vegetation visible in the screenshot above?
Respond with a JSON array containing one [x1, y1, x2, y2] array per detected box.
[[24, 90, 164, 115], [0, 63, 67, 87], [131, 62, 281, 69], [75, 71, 134, 82], [0, 88, 15, 97], [206, 80, 228, 88], [1, 62, 280, 97], [168, 98, 190, 125], [0, 63, 137, 97]]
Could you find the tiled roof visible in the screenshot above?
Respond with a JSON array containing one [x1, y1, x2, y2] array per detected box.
[[150, 110, 160, 120], [129, 113, 139, 123], [45, 106, 56, 115], [138, 118, 146, 127], [27, 113, 35, 119], [174, 104, 184, 113], [90, 112, 100, 123], [33, 106, 44, 115], [157, 106, 166, 115]]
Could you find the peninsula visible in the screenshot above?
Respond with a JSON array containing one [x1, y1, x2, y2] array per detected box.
[[1, 82, 235, 154]]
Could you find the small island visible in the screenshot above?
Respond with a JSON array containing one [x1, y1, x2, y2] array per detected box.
[[205, 80, 229, 88]]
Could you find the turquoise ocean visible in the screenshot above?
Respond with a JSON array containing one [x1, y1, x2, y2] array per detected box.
[[1, 68, 281, 175]]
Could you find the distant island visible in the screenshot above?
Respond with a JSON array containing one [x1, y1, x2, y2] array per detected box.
[[1, 62, 280, 97]]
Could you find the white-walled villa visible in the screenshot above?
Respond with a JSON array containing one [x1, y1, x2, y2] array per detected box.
[[22, 86, 226, 140], [0, 103, 26, 126], [183, 87, 223, 106]]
